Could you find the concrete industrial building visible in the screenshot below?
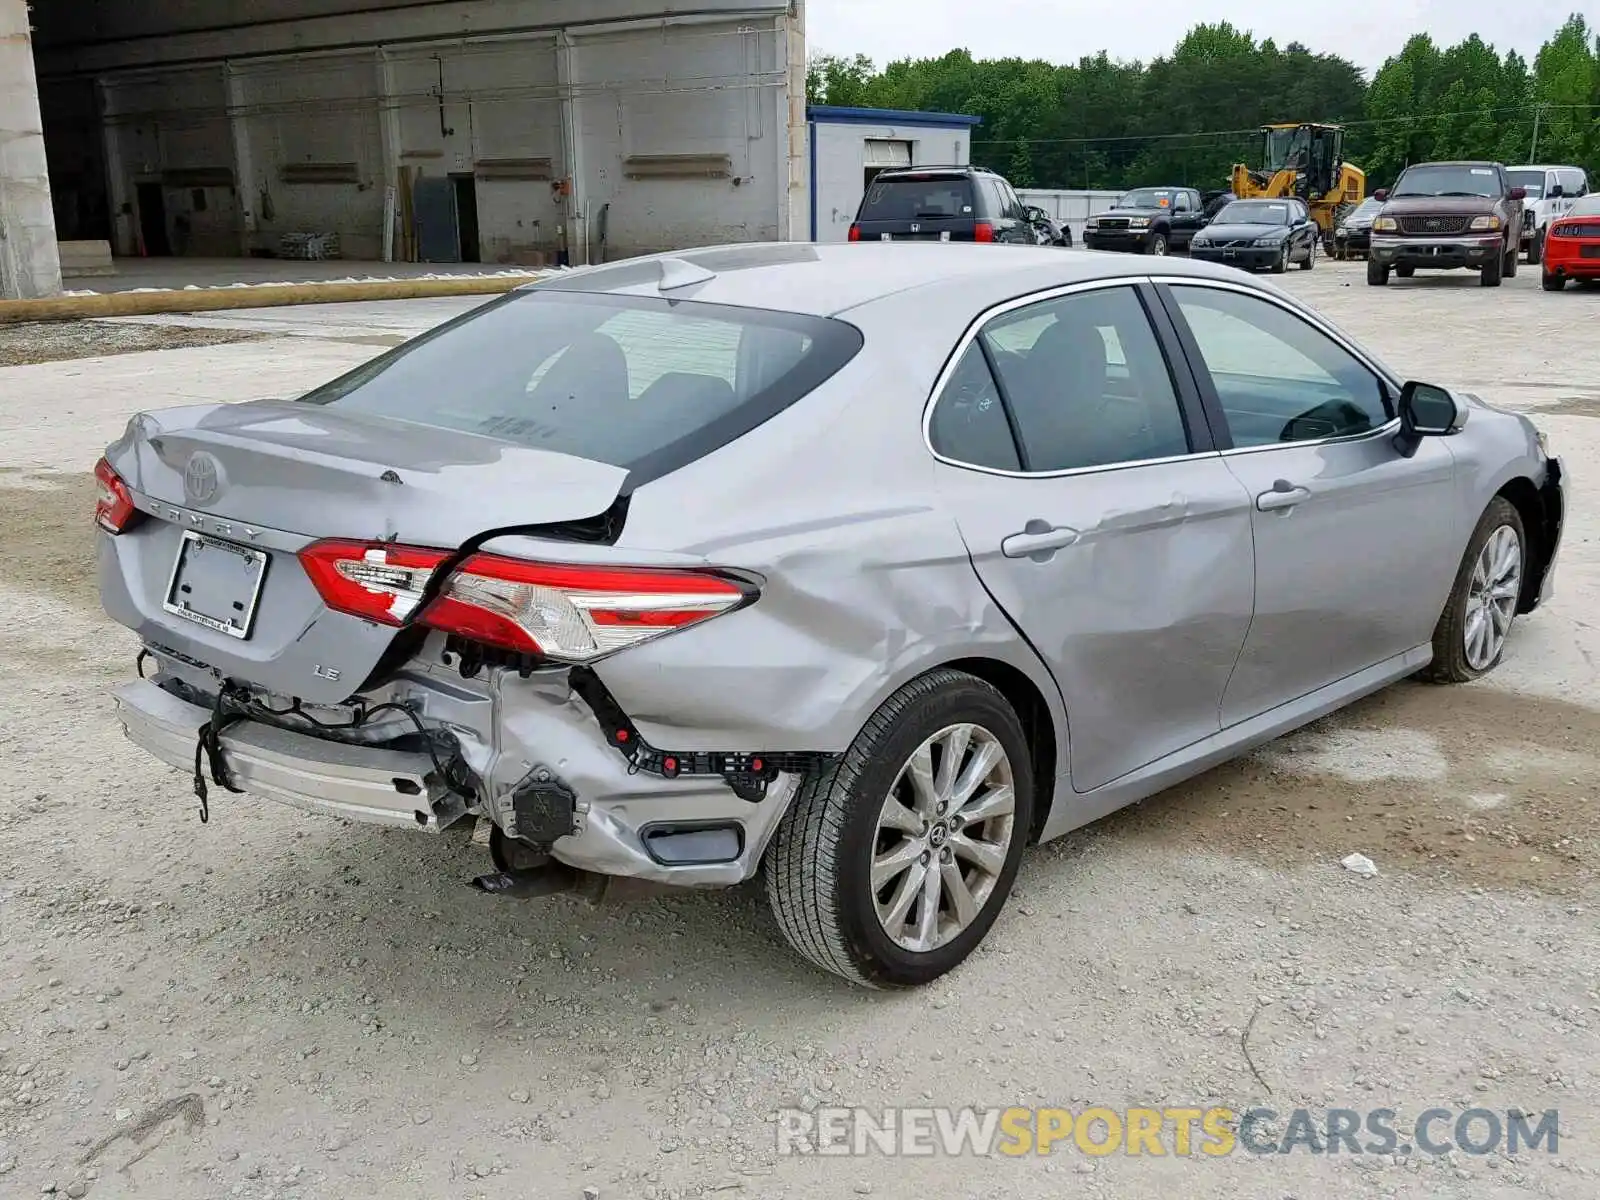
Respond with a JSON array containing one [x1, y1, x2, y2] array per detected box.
[[3, 0, 808, 297]]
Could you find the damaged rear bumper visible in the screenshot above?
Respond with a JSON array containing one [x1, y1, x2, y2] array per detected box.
[[111, 676, 801, 888], [113, 679, 467, 831]]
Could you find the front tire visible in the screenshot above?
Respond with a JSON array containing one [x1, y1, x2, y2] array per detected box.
[[1527, 230, 1543, 265], [1147, 232, 1169, 257], [766, 669, 1035, 988], [1367, 260, 1390, 286], [1271, 244, 1289, 273], [1421, 497, 1526, 684], [1481, 249, 1504, 287], [1503, 241, 1518, 279], [1299, 239, 1317, 270]]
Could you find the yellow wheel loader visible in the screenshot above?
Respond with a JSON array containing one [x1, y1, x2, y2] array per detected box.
[[1230, 123, 1366, 249]]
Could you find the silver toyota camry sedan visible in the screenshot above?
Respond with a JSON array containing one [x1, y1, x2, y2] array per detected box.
[[96, 243, 1566, 987]]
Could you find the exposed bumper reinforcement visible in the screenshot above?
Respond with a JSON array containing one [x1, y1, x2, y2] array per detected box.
[[112, 679, 461, 832]]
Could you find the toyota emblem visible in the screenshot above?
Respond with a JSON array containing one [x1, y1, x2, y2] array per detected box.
[[183, 452, 221, 505]]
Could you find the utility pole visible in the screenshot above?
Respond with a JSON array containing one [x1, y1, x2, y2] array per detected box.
[[1530, 104, 1543, 163]]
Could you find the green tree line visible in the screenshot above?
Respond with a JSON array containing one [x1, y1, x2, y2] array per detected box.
[[807, 15, 1600, 193]]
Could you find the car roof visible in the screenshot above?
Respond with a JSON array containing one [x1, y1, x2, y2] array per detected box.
[[1570, 194, 1600, 215], [1510, 164, 1583, 172], [533, 242, 1273, 318], [1402, 160, 1502, 169]]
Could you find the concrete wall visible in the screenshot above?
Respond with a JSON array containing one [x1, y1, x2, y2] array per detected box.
[[36, 0, 802, 267], [1, 0, 63, 298], [809, 118, 974, 243]]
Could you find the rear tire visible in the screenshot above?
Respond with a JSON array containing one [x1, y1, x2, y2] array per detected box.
[[1367, 260, 1390, 286], [1543, 270, 1567, 292], [1420, 497, 1526, 684], [765, 669, 1035, 988]]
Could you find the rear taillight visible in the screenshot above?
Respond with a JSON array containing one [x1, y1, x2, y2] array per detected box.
[[298, 539, 451, 626], [847, 224, 862, 242], [420, 554, 752, 663], [973, 222, 995, 242], [1549, 221, 1574, 238], [94, 457, 140, 534], [298, 539, 754, 662]]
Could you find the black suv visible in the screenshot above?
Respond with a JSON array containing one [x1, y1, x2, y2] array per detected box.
[[1084, 186, 1210, 255], [848, 165, 1036, 244]]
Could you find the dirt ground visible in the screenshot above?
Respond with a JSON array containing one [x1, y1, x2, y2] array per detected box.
[[1, 261, 1597, 1200], [0, 323, 265, 367]]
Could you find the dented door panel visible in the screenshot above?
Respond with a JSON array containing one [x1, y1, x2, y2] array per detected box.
[[934, 455, 1256, 793]]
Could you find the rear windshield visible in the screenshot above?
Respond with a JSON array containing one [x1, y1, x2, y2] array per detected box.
[[297, 291, 863, 482], [858, 176, 976, 221], [1392, 165, 1502, 198]]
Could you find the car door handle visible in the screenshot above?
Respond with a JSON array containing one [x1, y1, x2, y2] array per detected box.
[[1002, 523, 1080, 559], [1256, 482, 1311, 512]]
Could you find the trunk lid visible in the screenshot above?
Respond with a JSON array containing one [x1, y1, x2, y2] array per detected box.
[[107, 399, 628, 544], [98, 400, 628, 704]]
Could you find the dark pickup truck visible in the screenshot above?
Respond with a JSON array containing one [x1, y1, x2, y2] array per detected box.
[[1367, 161, 1527, 287], [1083, 186, 1208, 256]]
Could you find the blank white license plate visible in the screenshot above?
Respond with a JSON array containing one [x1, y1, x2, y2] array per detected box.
[[162, 530, 269, 640]]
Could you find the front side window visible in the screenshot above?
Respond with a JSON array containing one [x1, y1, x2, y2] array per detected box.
[[299, 292, 862, 479], [1170, 286, 1390, 447], [975, 286, 1191, 472]]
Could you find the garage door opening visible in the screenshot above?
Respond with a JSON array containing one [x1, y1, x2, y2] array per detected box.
[[863, 139, 911, 190], [135, 183, 170, 256], [451, 174, 481, 263]]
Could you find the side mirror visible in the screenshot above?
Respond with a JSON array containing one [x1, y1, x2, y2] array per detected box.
[[1509, 186, 1526, 201], [1373, 189, 1389, 202], [1548, 184, 1564, 199], [1395, 381, 1466, 456]]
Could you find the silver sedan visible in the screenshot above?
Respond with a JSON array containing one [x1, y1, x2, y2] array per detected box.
[[97, 243, 1566, 987]]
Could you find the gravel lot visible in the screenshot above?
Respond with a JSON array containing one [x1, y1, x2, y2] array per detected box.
[[1, 260, 1596, 1199]]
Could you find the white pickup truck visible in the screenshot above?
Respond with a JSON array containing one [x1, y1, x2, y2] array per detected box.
[[1508, 165, 1591, 264]]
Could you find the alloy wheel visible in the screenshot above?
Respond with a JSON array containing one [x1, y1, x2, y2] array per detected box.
[[1464, 524, 1522, 671], [871, 723, 1016, 953]]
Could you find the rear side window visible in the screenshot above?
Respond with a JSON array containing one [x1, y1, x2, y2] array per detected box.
[[298, 291, 863, 483], [928, 344, 1020, 471], [859, 176, 976, 220]]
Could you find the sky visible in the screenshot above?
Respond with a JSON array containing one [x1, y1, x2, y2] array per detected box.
[[807, 0, 1587, 75]]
